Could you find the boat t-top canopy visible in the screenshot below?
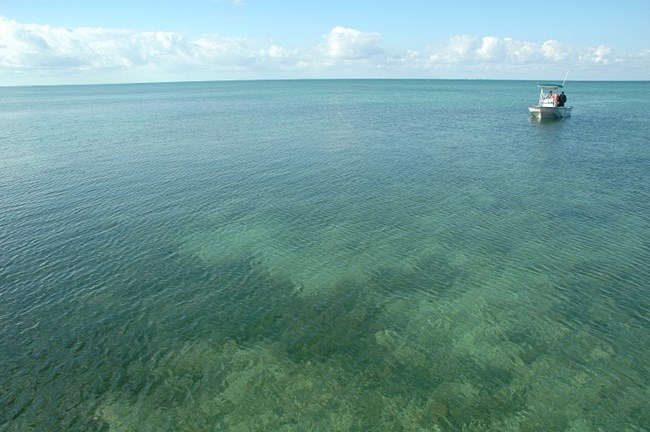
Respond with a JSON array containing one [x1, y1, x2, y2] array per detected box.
[[537, 83, 564, 89]]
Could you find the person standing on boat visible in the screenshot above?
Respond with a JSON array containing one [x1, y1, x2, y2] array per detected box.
[[553, 92, 560, 106], [558, 91, 567, 107]]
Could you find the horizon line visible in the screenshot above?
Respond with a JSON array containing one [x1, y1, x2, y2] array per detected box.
[[3, 77, 649, 89]]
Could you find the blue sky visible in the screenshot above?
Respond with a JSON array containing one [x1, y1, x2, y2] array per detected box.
[[1, 0, 649, 85]]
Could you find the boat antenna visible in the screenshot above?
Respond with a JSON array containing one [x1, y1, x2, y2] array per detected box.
[[562, 70, 569, 86]]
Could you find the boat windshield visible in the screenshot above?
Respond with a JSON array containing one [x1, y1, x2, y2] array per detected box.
[[537, 84, 564, 107]]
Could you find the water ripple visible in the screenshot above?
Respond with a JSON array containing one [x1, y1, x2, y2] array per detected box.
[[1, 80, 649, 430]]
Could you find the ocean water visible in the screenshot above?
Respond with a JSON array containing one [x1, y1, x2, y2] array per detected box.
[[1, 79, 649, 431]]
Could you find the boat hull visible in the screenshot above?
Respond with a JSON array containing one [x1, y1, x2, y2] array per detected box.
[[528, 105, 572, 120]]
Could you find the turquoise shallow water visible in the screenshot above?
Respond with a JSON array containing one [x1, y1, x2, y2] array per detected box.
[[1, 80, 649, 431]]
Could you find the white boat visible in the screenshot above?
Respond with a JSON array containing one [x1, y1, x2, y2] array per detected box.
[[528, 83, 572, 120]]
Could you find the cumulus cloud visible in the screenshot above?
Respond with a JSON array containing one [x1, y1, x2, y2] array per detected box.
[[503, 38, 538, 63], [0, 15, 646, 84], [419, 34, 624, 71], [321, 26, 383, 60], [541, 39, 571, 61], [445, 35, 478, 60], [0, 15, 277, 81], [590, 45, 612, 64], [476, 36, 506, 61]]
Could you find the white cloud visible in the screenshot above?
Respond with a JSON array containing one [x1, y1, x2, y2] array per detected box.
[[422, 36, 571, 65], [0, 16, 272, 81], [0, 15, 647, 84], [591, 45, 612, 64], [541, 39, 571, 61], [476, 36, 505, 61], [321, 26, 383, 60], [419, 35, 621, 70], [445, 35, 478, 60], [504, 38, 538, 63]]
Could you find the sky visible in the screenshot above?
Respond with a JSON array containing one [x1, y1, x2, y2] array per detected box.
[[1, 0, 649, 85]]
